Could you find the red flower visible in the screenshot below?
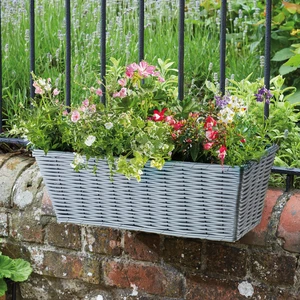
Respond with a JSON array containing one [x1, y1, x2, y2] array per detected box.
[[240, 138, 246, 143], [203, 142, 214, 150], [206, 130, 218, 141], [217, 145, 227, 165], [151, 108, 167, 121], [204, 116, 217, 130], [172, 121, 184, 131]]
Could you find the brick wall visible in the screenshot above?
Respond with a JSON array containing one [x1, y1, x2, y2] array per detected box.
[[0, 153, 299, 300]]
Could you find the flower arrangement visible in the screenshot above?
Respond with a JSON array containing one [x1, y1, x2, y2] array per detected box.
[[14, 58, 293, 181]]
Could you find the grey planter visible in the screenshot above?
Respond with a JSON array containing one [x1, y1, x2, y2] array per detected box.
[[33, 145, 278, 242]]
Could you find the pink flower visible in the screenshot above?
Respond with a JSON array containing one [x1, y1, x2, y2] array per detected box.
[[204, 116, 217, 130], [71, 110, 81, 122], [118, 78, 127, 87], [165, 115, 175, 125], [34, 86, 44, 95], [153, 71, 165, 82], [217, 145, 227, 165], [136, 61, 156, 78], [113, 88, 127, 98], [203, 142, 214, 150], [90, 104, 96, 113], [206, 130, 218, 141], [82, 99, 89, 107], [53, 88, 60, 96], [62, 110, 68, 116], [96, 88, 103, 96], [125, 63, 139, 78]]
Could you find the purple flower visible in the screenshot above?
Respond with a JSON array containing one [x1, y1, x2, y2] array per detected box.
[[215, 94, 230, 108], [255, 87, 273, 104]]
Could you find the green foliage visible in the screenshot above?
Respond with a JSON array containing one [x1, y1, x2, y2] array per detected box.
[[0, 253, 32, 297]]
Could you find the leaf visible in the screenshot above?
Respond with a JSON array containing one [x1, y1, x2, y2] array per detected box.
[[287, 90, 300, 104], [282, 1, 300, 14], [283, 54, 300, 67], [0, 278, 8, 297], [190, 143, 200, 162], [273, 12, 285, 25], [10, 259, 32, 282], [279, 64, 298, 75], [0, 255, 16, 279], [272, 48, 294, 62]]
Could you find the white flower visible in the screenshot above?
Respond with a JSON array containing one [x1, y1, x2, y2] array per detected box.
[[104, 122, 113, 129], [84, 135, 96, 146], [70, 153, 85, 169]]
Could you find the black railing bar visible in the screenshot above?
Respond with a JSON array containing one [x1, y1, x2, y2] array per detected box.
[[271, 166, 300, 176], [178, 0, 185, 101], [65, 0, 71, 107], [0, 0, 3, 134], [0, 137, 29, 145], [219, 0, 227, 96], [100, 0, 106, 105], [264, 0, 272, 119], [139, 0, 144, 62], [30, 0, 35, 99]]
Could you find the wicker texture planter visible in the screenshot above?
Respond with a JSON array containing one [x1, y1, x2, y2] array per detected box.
[[33, 145, 278, 242]]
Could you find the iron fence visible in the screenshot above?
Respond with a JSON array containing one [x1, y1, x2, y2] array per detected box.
[[0, 0, 299, 190]]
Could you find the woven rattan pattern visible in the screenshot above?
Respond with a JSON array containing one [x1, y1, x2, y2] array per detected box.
[[34, 145, 278, 242]]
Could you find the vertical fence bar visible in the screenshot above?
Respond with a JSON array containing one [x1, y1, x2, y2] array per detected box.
[[219, 0, 227, 95], [264, 0, 272, 119], [30, 0, 35, 99], [65, 0, 71, 107], [100, 0, 106, 105], [178, 0, 185, 101], [0, 0, 3, 133], [139, 0, 144, 62]]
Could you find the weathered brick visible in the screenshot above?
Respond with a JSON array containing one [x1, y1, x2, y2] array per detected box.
[[0, 212, 8, 236], [84, 226, 121, 256], [33, 250, 101, 284], [240, 188, 282, 246], [124, 231, 160, 262], [0, 155, 35, 207], [277, 193, 300, 253], [103, 260, 183, 298], [45, 222, 81, 250], [11, 211, 44, 243], [41, 188, 56, 216], [205, 242, 247, 278], [163, 237, 202, 270], [186, 275, 245, 300], [250, 251, 297, 285]]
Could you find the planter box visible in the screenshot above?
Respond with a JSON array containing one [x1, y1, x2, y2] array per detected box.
[[33, 145, 278, 242]]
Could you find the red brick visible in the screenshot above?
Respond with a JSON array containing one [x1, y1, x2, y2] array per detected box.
[[205, 242, 247, 278], [124, 231, 160, 262], [103, 260, 183, 297], [84, 226, 121, 256], [277, 192, 300, 253], [186, 275, 245, 300], [163, 237, 202, 270], [45, 223, 81, 250], [250, 251, 297, 285], [39, 250, 100, 284], [240, 188, 282, 246]]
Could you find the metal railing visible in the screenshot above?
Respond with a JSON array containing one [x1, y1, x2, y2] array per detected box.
[[0, 0, 299, 190]]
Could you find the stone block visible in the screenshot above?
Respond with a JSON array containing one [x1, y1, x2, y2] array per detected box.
[[103, 259, 183, 298], [250, 251, 297, 286], [124, 231, 160, 262], [0, 155, 35, 207], [0, 212, 8, 237], [41, 188, 56, 216], [163, 237, 202, 270], [277, 193, 300, 253], [205, 242, 247, 278]]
